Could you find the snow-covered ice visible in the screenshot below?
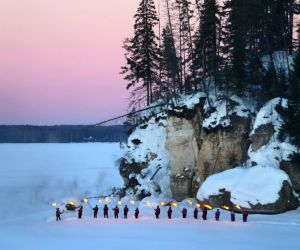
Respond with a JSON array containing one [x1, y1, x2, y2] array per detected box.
[[0, 143, 299, 250]]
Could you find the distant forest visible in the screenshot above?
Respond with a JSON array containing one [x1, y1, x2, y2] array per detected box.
[[0, 125, 128, 143]]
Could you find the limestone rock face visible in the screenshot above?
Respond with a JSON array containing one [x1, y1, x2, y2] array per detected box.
[[166, 116, 200, 201], [197, 116, 250, 186], [250, 123, 275, 151], [280, 157, 300, 194]]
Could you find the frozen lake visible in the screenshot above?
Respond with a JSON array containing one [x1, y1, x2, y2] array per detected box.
[[0, 143, 299, 250]]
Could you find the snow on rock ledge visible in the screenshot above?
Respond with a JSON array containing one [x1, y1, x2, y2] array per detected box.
[[197, 166, 298, 213]]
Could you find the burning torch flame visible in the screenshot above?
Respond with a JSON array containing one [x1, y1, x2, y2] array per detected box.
[[98, 199, 103, 203], [68, 201, 75, 206], [235, 204, 241, 210], [51, 202, 58, 207], [130, 200, 135, 205], [105, 197, 110, 203], [83, 198, 89, 203], [146, 201, 151, 206], [196, 203, 201, 208], [187, 200, 193, 205], [222, 205, 230, 210], [171, 202, 178, 207], [160, 201, 165, 206], [203, 204, 212, 209], [118, 201, 122, 205]]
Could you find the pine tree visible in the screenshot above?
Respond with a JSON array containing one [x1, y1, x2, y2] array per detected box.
[[121, 0, 160, 106], [281, 53, 300, 147], [192, 0, 220, 98], [160, 25, 180, 97]]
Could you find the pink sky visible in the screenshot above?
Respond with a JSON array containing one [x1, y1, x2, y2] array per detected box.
[[0, 0, 144, 125]]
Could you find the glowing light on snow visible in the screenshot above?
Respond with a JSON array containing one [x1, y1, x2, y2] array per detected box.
[[146, 201, 151, 206], [160, 202, 165, 206], [83, 198, 89, 203], [98, 199, 103, 203], [118, 201, 122, 205], [130, 200, 135, 205], [105, 197, 110, 203], [196, 203, 201, 208]]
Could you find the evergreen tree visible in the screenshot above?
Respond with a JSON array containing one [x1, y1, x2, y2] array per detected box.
[[121, 0, 160, 106], [160, 25, 180, 97], [281, 53, 300, 147], [192, 0, 220, 97]]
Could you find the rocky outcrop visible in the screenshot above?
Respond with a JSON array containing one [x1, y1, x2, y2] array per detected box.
[[280, 156, 300, 194], [166, 116, 200, 200], [250, 123, 275, 151], [197, 116, 250, 186], [200, 181, 299, 214]]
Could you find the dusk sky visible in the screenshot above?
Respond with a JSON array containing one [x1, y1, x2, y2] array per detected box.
[[0, 0, 144, 125]]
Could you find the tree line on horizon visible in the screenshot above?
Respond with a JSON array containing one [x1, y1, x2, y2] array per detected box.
[[121, 0, 300, 147]]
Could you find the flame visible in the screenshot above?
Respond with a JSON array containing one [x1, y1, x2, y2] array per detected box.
[[105, 197, 110, 202], [203, 204, 212, 209], [98, 199, 102, 203], [83, 198, 89, 203], [68, 201, 75, 206], [222, 205, 230, 210], [146, 201, 151, 206], [130, 200, 135, 205], [235, 204, 241, 210], [187, 200, 193, 205], [196, 203, 201, 208], [171, 202, 178, 207], [160, 201, 165, 206], [118, 201, 122, 205], [51, 202, 58, 207]]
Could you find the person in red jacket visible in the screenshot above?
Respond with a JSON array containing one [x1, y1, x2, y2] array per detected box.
[[215, 209, 220, 221], [242, 210, 249, 222], [134, 208, 139, 219], [154, 205, 160, 219], [193, 208, 198, 219], [167, 206, 172, 219], [93, 205, 99, 219], [182, 208, 187, 219], [113, 205, 119, 219], [103, 204, 109, 218], [124, 205, 129, 219], [78, 206, 83, 219]]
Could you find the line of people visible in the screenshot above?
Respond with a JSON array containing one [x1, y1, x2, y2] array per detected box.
[[56, 205, 249, 222]]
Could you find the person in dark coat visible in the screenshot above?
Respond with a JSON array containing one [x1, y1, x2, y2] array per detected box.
[[202, 207, 208, 220], [155, 206, 160, 219], [93, 205, 99, 219], [182, 208, 187, 219], [193, 208, 198, 219], [230, 211, 235, 222], [134, 208, 139, 219], [113, 206, 119, 219], [124, 205, 129, 219], [167, 207, 172, 219], [56, 208, 63, 221], [242, 210, 249, 222], [215, 209, 220, 221], [78, 206, 83, 219], [103, 204, 109, 218]]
